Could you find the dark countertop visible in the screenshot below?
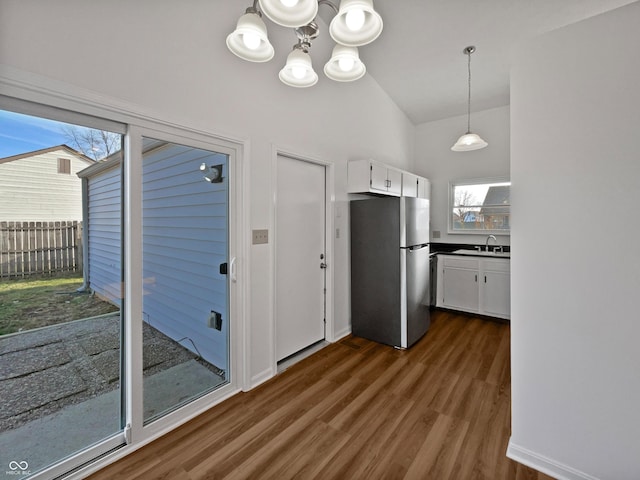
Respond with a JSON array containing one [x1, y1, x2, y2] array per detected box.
[[430, 242, 511, 259]]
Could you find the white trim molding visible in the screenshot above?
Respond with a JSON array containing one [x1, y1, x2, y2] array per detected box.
[[507, 440, 601, 480]]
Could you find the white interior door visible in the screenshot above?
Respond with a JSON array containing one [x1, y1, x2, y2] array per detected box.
[[275, 155, 326, 361]]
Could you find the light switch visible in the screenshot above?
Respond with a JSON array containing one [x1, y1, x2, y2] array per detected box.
[[252, 229, 268, 245]]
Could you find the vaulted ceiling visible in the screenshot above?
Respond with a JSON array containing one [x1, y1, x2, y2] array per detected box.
[[319, 0, 637, 124]]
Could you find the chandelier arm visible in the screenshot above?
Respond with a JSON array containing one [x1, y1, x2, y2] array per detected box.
[[317, 0, 339, 15]]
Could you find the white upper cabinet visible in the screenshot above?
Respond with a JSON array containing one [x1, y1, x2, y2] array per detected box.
[[402, 172, 418, 197], [417, 177, 430, 199], [348, 159, 428, 198]]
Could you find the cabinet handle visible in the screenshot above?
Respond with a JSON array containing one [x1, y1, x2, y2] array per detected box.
[[484, 275, 487, 283], [475, 274, 477, 282]]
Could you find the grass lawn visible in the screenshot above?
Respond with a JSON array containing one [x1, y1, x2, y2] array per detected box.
[[0, 274, 119, 335]]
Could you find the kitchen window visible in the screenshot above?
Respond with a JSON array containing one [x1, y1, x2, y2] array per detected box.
[[449, 177, 510, 234]]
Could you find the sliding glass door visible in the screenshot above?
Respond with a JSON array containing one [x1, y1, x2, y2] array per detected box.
[[140, 138, 229, 424], [0, 107, 126, 478], [0, 100, 237, 479]]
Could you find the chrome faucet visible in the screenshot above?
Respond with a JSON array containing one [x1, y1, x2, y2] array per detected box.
[[485, 235, 497, 252]]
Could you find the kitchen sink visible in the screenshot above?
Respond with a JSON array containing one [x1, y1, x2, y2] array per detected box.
[[452, 249, 511, 258]]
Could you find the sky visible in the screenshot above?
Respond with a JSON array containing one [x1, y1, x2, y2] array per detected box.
[[0, 109, 75, 159]]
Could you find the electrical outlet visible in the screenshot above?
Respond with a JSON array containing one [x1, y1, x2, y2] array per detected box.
[[252, 229, 268, 245], [432, 230, 441, 239]]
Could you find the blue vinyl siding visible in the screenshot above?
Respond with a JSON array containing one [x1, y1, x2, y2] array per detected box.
[[86, 166, 122, 306], [142, 143, 229, 372]]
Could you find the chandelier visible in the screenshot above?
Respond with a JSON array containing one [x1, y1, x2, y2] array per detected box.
[[226, 0, 383, 88]]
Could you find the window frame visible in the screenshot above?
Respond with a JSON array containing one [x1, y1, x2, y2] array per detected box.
[[448, 176, 511, 235]]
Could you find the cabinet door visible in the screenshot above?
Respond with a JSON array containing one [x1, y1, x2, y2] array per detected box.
[[417, 177, 430, 199], [402, 173, 418, 197], [370, 162, 389, 192], [442, 266, 479, 313], [387, 168, 403, 196], [482, 270, 510, 319]]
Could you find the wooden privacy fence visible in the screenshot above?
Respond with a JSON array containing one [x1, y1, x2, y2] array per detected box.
[[0, 221, 83, 278]]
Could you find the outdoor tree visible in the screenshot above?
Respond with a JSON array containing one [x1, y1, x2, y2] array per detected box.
[[60, 125, 121, 161], [453, 188, 478, 224]]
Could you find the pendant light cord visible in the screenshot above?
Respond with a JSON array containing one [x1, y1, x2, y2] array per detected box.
[[467, 49, 472, 134]]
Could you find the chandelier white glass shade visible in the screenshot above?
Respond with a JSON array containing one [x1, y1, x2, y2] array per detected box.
[[226, 9, 274, 62], [258, 0, 318, 28], [329, 0, 383, 47], [279, 45, 319, 87], [227, 0, 382, 87], [451, 46, 488, 152], [324, 45, 365, 81]]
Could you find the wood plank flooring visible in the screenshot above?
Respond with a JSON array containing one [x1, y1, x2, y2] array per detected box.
[[88, 310, 553, 480]]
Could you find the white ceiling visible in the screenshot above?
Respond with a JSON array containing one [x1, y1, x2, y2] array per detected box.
[[337, 0, 637, 124]]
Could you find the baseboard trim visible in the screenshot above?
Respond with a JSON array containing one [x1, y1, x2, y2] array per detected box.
[[333, 326, 351, 342], [507, 439, 600, 480], [249, 367, 275, 390]]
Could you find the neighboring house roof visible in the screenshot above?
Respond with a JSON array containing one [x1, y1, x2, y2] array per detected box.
[[480, 186, 510, 216], [77, 138, 164, 178], [0, 144, 94, 165], [77, 151, 122, 178]]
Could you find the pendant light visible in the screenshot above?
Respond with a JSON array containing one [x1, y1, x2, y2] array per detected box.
[[226, 7, 274, 62], [323, 45, 366, 82], [329, 0, 383, 47], [451, 46, 488, 152]]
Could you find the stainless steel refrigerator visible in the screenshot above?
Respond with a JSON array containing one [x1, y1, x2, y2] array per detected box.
[[350, 196, 431, 348]]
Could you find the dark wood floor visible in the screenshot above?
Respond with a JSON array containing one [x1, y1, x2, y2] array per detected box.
[[89, 310, 553, 480]]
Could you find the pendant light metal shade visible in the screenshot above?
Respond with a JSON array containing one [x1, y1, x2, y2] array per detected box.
[[451, 46, 488, 152], [324, 45, 366, 82], [329, 0, 383, 47], [258, 0, 318, 28], [279, 47, 318, 87], [226, 11, 274, 62]]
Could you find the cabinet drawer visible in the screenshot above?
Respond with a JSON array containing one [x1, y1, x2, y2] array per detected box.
[[482, 259, 510, 273], [441, 256, 479, 269]]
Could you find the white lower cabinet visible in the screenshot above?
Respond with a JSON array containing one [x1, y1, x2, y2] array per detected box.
[[439, 256, 480, 313], [481, 260, 511, 318], [437, 255, 510, 320]]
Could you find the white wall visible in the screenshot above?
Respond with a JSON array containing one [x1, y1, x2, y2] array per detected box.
[[414, 106, 510, 246], [509, 3, 640, 479], [0, 0, 415, 386]]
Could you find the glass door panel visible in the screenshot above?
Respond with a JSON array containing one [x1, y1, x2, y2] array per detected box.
[[140, 138, 229, 424], [0, 109, 124, 477]]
